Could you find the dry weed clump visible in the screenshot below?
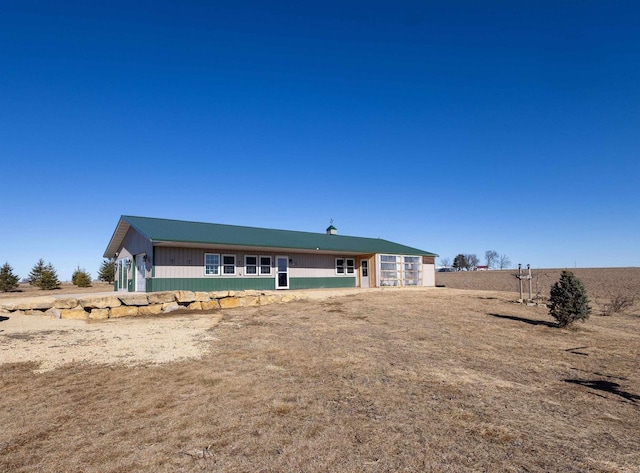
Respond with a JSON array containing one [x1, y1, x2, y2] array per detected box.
[[1, 289, 639, 472], [600, 293, 636, 316]]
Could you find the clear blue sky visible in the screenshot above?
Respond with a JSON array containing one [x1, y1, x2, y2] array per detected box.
[[1, 1, 638, 281]]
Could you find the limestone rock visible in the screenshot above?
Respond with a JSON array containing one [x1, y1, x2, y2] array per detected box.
[[195, 291, 211, 302], [219, 297, 241, 309], [25, 309, 46, 316], [187, 301, 202, 311], [209, 291, 229, 299], [162, 302, 181, 313], [243, 296, 260, 307], [176, 291, 196, 303], [79, 296, 121, 309], [54, 298, 80, 309], [259, 295, 278, 305], [201, 300, 220, 311], [138, 304, 163, 316], [119, 294, 149, 306], [89, 308, 109, 320], [1, 301, 19, 311], [110, 306, 139, 318], [29, 297, 56, 310], [147, 292, 176, 304], [45, 308, 61, 319], [60, 308, 88, 320], [13, 301, 33, 311]]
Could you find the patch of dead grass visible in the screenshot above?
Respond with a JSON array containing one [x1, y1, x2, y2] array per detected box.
[[1, 289, 638, 472]]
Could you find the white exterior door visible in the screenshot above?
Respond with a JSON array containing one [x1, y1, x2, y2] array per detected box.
[[135, 254, 146, 292], [360, 259, 370, 288], [276, 256, 289, 289]]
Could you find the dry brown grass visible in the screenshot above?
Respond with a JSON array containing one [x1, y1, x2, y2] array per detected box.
[[436, 267, 640, 308], [0, 281, 113, 299], [1, 288, 639, 472]]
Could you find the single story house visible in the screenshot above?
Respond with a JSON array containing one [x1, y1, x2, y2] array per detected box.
[[104, 216, 438, 292]]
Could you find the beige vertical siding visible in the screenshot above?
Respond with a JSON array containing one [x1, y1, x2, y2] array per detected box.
[[153, 247, 356, 280], [289, 253, 355, 278], [117, 228, 153, 275], [154, 247, 204, 278], [423, 264, 435, 286]]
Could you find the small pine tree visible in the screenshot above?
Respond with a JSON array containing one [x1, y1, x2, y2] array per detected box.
[[0, 262, 20, 292], [28, 258, 46, 286], [549, 270, 591, 327], [72, 266, 92, 288], [38, 263, 61, 290], [98, 258, 115, 284]]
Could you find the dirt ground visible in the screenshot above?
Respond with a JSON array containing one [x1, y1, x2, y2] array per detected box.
[[435, 267, 640, 303], [1, 287, 638, 472]]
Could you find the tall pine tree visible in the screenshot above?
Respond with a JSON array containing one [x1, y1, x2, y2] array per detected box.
[[28, 259, 46, 286], [28, 259, 61, 290], [38, 263, 61, 290], [97, 258, 115, 284], [0, 262, 20, 292]]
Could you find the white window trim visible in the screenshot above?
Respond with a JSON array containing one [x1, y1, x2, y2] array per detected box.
[[245, 255, 258, 276], [259, 255, 273, 275], [222, 254, 236, 276], [204, 253, 220, 276], [336, 257, 356, 276]]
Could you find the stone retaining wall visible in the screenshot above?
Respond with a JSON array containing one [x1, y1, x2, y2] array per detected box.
[[0, 290, 300, 320]]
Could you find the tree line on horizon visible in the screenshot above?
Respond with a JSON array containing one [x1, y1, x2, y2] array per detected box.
[[439, 250, 511, 271], [0, 258, 116, 292]]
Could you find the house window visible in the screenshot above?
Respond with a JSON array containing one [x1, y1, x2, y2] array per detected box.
[[223, 255, 236, 275], [379, 255, 401, 286], [245, 255, 258, 275], [378, 255, 423, 286], [260, 256, 272, 275], [205, 254, 220, 275], [346, 258, 355, 274], [404, 256, 422, 286], [336, 258, 355, 275]]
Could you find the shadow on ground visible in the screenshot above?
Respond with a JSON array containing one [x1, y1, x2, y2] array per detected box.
[[564, 379, 639, 403], [488, 313, 558, 328], [0, 316, 9, 323]]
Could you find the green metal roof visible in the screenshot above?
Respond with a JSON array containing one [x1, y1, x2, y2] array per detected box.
[[104, 215, 437, 258]]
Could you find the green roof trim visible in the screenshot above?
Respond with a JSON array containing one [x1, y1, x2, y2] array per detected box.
[[105, 215, 437, 258]]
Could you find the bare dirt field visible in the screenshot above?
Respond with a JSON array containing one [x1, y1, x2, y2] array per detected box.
[[436, 267, 640, 305], [1, 287, 638, 472]]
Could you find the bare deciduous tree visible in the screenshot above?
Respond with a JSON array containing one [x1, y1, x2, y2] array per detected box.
[[498, 254, 511, 269], [485, 250, 499, 269], [465, 254, 479, 271], [439, 257, 451, 268]]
